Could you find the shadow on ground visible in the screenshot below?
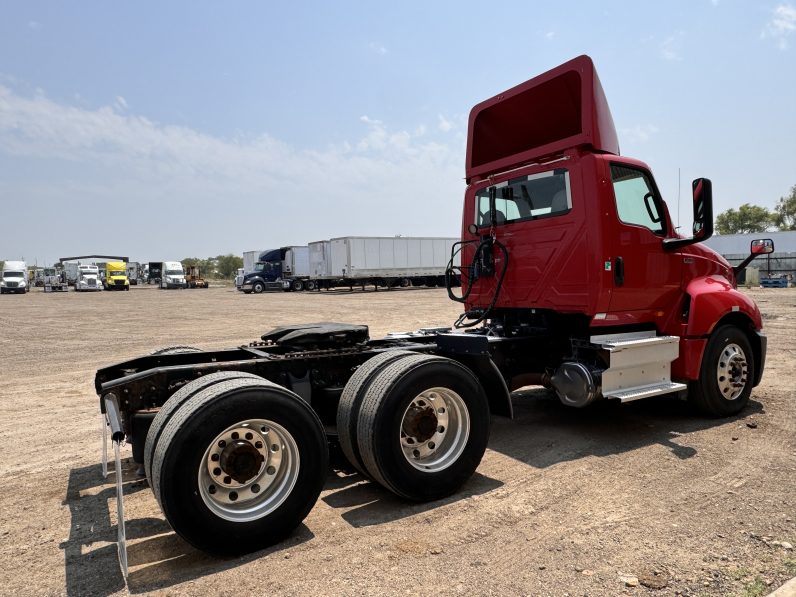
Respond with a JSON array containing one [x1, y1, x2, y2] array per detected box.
[[62, 390, 762, 595], [488, 387, 764, 468], [60, 462, 312, 596]]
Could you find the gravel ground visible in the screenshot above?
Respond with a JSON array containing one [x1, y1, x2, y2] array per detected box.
[[0, 285, 793, 596]]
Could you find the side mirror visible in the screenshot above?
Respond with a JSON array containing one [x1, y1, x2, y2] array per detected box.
[[691, 178, 713, 241], [663, 177, 714, 250], [751, 239, 774, 255], [732, 238, 775, 277]]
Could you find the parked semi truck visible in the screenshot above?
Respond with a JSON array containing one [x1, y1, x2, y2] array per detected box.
[[308, 236, 459, 290], [96, 56, 773, 573], [104, 261, 130, 291], [127, 262, 141, 285], [159, 261, 187, 289], [0, 260, 30, 294], [240, 246, 309, 293], [75, 264, 102, 291]]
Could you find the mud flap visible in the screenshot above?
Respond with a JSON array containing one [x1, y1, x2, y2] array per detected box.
[[102, 396, 128, 579]]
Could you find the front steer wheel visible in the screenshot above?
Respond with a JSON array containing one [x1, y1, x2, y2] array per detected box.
[[151, 378, 328, 555], [689, 324, 755, 417], [357, 354, 490, 501]]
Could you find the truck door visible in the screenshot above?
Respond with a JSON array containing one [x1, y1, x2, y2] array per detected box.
[[606, 163, 681, 317]]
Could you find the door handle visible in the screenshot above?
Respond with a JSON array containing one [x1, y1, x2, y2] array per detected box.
[[614, 256, 624, 287]]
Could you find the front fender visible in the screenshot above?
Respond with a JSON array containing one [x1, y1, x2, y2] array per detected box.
[[684, 275, 762, 337], [671, 275, 765, 384]]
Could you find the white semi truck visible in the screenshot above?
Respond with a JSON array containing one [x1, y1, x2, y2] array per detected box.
[[0, 261, 30, 294], [160, 261, 187, 289], [75, 264, 103, 291]]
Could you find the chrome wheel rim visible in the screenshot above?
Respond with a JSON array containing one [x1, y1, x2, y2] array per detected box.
[[716, 343, 748, 401], [198, 419, 299, 522], [399, 387, 470, 472]]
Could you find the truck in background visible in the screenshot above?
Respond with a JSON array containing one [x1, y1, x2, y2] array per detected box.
[[159, 261, 187, 289], [147, 262, 162, 285], [240, 246, 309, 293], [0, 261, 30, 294], [75, 264, 102, 292], [43, 266, 69, 292], [104, 261, 130, 291], [127, 262, 141, 285], [185, 265, 208, 288]]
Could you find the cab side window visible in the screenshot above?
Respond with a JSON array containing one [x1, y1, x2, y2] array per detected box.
[[610, 164, 665, 235]]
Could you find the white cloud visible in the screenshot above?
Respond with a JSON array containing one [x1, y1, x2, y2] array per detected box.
[[620, 124, 660, 144], [0, 87, 464, 259], [762, 3, 796, 50], [114, 95, 128, 110], [368, 42, 388, 55], [28, 21, 41, 30], [437, 114, 453, 132], [660, 32, 685, 61], [710, 0, 719, 6], [544, 30, 555, 40]]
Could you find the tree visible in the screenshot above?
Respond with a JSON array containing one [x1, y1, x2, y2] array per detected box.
[[214, 254, 243, 278], [774, 184, 796, 231], [715, 203, 773, 234]]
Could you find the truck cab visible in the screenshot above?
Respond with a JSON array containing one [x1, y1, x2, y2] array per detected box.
[[160, 261, 187, 289], [75, 264, 102, 291], [456, 55, 769, 415], [0, 261, 30, 294], [104, 261, 130, 291]]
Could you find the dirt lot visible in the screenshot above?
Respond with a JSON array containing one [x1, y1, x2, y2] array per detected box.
[[0, 285, 794, 596]]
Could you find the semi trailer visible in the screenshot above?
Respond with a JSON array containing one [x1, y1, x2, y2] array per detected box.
[[307, 236, 459, 290], [96, 55, 773, 575]]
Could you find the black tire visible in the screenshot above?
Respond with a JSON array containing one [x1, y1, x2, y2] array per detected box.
[[356, 354, 490, 501], [152, 378, 328, 555], [252, 281, 265, 294], [305, 280, 316, 291], [150, 345, 202, 356], [337, 351, 417, 475], [689, 324, 755, 417], [144, 371, 264, 484], [292, 279, 304, 292]]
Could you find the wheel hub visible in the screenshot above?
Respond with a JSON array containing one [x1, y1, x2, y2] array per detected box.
[[220, 440, 265, 483], [199, 420, 299, 520], [402, 405, 438, 442], [399, 388, 470, 472], [716, 343, 748, 401]]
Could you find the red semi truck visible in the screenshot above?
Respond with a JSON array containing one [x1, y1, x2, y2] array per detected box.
[[96, 55, 772, 573]]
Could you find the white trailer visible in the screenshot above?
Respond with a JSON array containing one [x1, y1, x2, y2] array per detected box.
[[306, 237, 459, 290], [309, 241, 332, 278], [243, 250, 266, 275]]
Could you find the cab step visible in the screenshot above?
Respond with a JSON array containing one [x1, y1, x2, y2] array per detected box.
[[604, 381, 688, 402], [590, 331, 685, 402]]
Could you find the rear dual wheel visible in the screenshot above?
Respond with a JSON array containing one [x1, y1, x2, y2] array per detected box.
[[338, 352, 489, 501], [149, 376, 328, 555]]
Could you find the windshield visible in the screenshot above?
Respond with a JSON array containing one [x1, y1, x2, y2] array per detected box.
[[3, 271, 23, 278], [165, 269, 183, 276], [476, 168, 571, 227], [254, 262, 278, 273], [108, 269, 126, 276]]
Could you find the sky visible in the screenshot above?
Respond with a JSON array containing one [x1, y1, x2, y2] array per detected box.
[[1, 1, 795, 265]]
